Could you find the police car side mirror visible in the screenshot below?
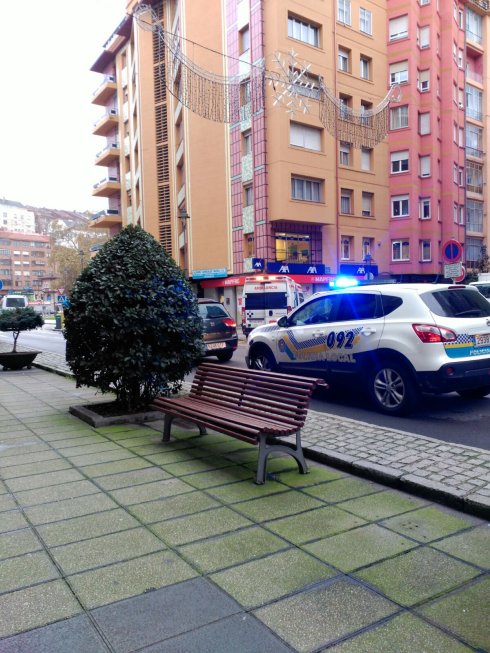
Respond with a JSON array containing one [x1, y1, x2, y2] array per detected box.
[[277, 316, 288, 328]]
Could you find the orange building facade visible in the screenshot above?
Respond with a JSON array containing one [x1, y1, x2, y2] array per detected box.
[[90, 0, 489, 320]]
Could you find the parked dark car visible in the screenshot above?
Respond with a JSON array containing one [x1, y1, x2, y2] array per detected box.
[[197, 298, 238, 362]]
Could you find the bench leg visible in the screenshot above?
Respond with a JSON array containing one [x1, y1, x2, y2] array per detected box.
[[163, 413, 207, 442], [255, 430, 308, 485]]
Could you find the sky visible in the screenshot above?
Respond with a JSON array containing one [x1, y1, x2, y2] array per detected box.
[[0, 0, 128, 213]]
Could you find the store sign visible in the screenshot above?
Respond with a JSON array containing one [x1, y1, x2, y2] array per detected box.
[[192, 268, 228, 279], [339, 264, 379, 276], [267, 262, 328, 275]]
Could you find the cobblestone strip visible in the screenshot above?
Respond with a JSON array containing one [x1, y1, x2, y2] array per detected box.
[[300, 410, 490, 516]]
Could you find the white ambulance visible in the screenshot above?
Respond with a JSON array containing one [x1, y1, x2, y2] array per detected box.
[[242, 275, 304, 336]]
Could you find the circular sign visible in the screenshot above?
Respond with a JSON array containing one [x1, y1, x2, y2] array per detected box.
[[443, 239, 463, 263], [453, 266, 466, 283]]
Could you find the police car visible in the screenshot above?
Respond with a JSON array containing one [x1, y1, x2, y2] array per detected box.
[[246, 284, 490, 415]]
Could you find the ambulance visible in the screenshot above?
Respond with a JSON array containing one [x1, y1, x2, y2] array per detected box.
[[242, 275, 304, 336]]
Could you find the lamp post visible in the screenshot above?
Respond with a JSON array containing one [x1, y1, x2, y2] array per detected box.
[[179, 209, 190, 278], [78, 249, 85, 272]]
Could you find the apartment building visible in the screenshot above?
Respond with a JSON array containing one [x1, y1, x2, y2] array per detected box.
[[90, 0, 489, 318], [0, 231, 51, 296], [0, 200, 36, 234]]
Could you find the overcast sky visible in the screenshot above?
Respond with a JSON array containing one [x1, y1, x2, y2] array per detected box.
[[0, 0, 128, 213]]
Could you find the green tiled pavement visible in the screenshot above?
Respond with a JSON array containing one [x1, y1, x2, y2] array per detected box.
[[0, 369, 488, 651]]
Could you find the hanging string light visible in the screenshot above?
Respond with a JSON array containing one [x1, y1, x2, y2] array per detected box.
[[133, 4, 400, 147]]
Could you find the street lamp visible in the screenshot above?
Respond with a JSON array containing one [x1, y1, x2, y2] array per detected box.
[[179, 209, 190, 278], [78, 249, 85, 272]]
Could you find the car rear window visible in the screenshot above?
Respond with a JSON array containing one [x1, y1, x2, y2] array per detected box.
[[422, 289, 490, 318], [5, 297, 27, 308], [245, 292, 287, 310], [198, 304, 229, 319]]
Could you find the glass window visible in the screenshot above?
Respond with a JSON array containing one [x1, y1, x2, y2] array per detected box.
[[362, 192, 373, 216], [275, 233, 311, 263], [392, 240, 410, 261], [340, 189, 352, 214], [389, 15, 408, 40], [290, 123, 322, 151], [419, 198, 431, 219], [338, 47, 350, 72], [391, 150, 409, 173], [288, 15, 319, 47], [291, 176, 322, 202], [341, 236, 352, 259], [390, 106, 409, 129], [337, 293, 380, 321], [360, 56, 370, 80], [418, 25, 430, 48], [338, 0, 351, 25], [420, 240, 431, 261], [419, 112, 430, 135], [361, 147, 372, 171], [290, 295, 340, 326], [392, 195, 409, 217], [419, 155, 430, 177], [360, 8, 372, 34], [339, 142, 351, 166], [422, 288, 490, 318], [244, 185, 253, 207], [390, 61, 408, 85]]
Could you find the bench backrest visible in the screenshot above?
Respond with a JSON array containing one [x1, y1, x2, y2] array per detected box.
[[190, 363, 324, 430]]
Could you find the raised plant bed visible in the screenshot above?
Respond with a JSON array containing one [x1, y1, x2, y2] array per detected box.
[[0, 351, 40, 371]]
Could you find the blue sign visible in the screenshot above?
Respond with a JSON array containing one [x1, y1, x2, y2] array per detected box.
[[252, 258, 265, 271], [57, 295, 66, 303], [340, 264, 379, 276], [443, 239, 463, 263], [192, 268, 228, 280], [0, 280, 3, 290], [267, 262, 327, 275]]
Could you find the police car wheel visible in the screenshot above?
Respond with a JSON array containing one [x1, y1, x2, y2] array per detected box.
[[249, 347, 276, 372], [368, 361, 418, 416]]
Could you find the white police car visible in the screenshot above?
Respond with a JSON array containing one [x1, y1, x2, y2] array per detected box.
[[246, 284, 490, 415]]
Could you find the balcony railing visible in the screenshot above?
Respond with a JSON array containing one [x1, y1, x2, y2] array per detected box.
[[467, 0, 489, 12], [466, 69, 483, 84], [466, 219, 484, 232], [93, 176, 119, 189], [466, 29, 483, 44], [466, 146, 484, 158], [92, 75, 115, 97], [466, 107, 483, 121], [92, 208, 120, 219], [467, 182, 484, 194]]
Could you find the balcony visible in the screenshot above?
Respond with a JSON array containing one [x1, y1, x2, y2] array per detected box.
[[90, 209, 122, 229], [92, 75, 117, 106], [466, 107, 483, 122], [466, 69, 483, 85], [467, 0, 490, 12], [92, 176, 121, 198], [92, 109, 119, 136], [466, 146, 484, 159], [95, 142, 120, 166]]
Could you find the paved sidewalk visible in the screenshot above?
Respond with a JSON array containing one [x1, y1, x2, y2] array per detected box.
[[0, 368, 489, 652], [2, 341, 490, 518]]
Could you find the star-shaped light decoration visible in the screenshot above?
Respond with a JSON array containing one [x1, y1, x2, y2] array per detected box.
[[268, 50, 317, 117]]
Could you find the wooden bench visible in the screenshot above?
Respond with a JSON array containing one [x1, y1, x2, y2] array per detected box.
[[151, 362, 326, 484]]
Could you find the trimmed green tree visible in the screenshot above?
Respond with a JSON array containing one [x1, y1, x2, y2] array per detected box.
[[0, 308, 44, 352], [64, 225, 204, 411]]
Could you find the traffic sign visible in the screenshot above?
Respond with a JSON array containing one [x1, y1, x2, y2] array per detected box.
[[444, 262, 462, 280], [453, 266, 466, 283], [57, 295, 66, 303], [57, 287, 65, 295], [0, 280, 3, 290], [443, 239, 463, 263]]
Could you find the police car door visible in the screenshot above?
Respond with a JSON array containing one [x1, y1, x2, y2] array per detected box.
[[272, 294, 341, 376], [325, 291, 384, 379]]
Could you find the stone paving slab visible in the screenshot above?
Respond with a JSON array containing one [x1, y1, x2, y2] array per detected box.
[[1, 363, 489, 651]]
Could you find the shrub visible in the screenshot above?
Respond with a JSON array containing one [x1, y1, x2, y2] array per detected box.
[[0, 307, 44, 352], [64, 225, 204, 411]]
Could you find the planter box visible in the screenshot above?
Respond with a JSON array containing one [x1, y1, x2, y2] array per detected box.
[[0, 351, 40, 371], [69, 403, 162, 428]]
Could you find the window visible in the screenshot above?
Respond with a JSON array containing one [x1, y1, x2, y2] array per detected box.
[[419, 197, 431, 220], [392, 240, 410, 261], [339, 94, 352, 119], [466, 124, 483, 156], [275, 233, 311, 263], [338, 0, 351, 25], [420, 0, 430, 5], [459, 167, 464, 186], [389, 61, 408, 85], [359, 7, 372, 34], [391, 150, 409, 173], [340, 189, 353, 214], [466, 161, 483, 193], [453, 204, 458, 224], [341, 236, 352, 260], [392, 195, 409, 217], [362, 238, 374, 259], [390, 106, 408, 130], [244, 185, 253, 207], [459, 206, 464, 224], [419, 155, 431, 177], [289, 68, 321, 100], [239, 26, 250, 55], [420, 240, 431, 261], [467, 200, 483, 232], [291, 176, 322, 202], [418, 112, 430, 135], [361, 147, 372, 171], [339, 141, 351, 166], [360, 101, 372, 126], [389, 15, 408, 41], [458, 49, 464, 68], [242, 130, 252, 156], [338, 47, 350, 72], [360, 56, 371, 80], [240, 80, 250, 105], [417, 69, 430, 92], [453, 163, 458, 183], [418, 26, 430, 48], [466, 9, 482, 45], [288, 14, 319, 47], [290, 122, 322, 151], [466, 85, 482, 121], [466, 237, 484, 267], [362, 192, 373, 217]]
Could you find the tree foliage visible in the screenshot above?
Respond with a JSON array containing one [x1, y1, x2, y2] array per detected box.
[[0, 308, 44, 352], [64, 225, 204, 411], [49, 220, 108, 295]]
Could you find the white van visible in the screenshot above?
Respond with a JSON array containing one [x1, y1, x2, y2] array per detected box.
[[1, 295, 29, 310], [242, 275, 304, 335]]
